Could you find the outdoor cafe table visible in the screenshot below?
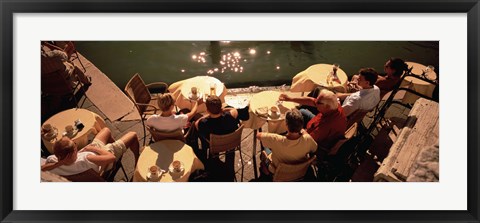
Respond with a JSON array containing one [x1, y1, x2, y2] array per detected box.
[[401, 62, 438, 105], [133, 140, 204, 182], [241, 90, 298, 178], [168, 76, 227, 113], [290, 63, 348, 94], [41, 108, 107, 154]]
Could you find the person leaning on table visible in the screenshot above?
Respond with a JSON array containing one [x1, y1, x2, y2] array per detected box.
[[278, 89, 346, 149], [257, 108, 317, 176], [41, 128, 140, 177]]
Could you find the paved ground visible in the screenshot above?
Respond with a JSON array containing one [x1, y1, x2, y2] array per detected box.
[[41, 53, 412, 182]]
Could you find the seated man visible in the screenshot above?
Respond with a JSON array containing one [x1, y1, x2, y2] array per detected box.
[[146, 93, 201, 132], [279, 89, 347, 149], [41, 128, 139, 177], [375, 58, 409, 98], [41, 41, 91, 86], [257, 109, 317, 175], [194, 95, 239, 161], [346, 58, 408, 98], [336, 68, 380, 117]]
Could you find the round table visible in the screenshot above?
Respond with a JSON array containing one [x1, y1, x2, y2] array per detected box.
[[242, 90, 298, 134], [241, 90, 298, 179], [41, 108, 107, 154], [290, 64, 348, 93], [402, 62, 438, 104], [133, 140, 204, 182], [168, 76, 227, 113]]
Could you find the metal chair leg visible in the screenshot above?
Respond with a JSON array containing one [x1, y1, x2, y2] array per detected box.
[[73, 51, 87, 72], [239, 148, 244, 182]]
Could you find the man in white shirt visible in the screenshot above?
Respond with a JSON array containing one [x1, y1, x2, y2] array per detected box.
[[337, 68, 380, 117]]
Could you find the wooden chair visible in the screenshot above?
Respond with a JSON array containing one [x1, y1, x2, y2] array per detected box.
[[315, 123, 358, 181], [207, 124, 244, 181], [62, 168, 106, 182], [124, 73, 169, 145], [147, 126, 192, 143], [273, 155, 317, 182], [41, 70, 87, 108], [346, 109, 369, 130]]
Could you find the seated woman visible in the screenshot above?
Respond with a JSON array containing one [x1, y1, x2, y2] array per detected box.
[[258, 109, 317, 175], [146, 93, 202, 132], [41, 128, 139, 177]]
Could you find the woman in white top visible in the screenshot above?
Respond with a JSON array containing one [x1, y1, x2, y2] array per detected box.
[[146, 93, 202, 132]]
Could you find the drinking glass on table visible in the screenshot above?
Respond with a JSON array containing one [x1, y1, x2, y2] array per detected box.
[[209, 83, 216, 95]]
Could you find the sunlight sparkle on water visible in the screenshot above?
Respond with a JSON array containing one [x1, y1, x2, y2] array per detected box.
[[249, 49, 256, 55], [190, 49, 246, 76]]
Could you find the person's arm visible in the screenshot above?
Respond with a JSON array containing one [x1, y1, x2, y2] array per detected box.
[[194, 116, 206, 130], [279, 94, 316, 107], [336, 92, 352, 101], [41, 158, 67, 171], [187, 101, 198, 121], [41, 153, 73, 171], [227, 108, 238, 119], [82, 146, 116, 167], [341, 96, 359, 117]]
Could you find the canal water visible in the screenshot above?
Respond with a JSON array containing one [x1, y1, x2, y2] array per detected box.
[[75, 41, 439, 89]]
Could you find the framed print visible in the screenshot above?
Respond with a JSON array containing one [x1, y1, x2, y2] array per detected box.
[[1, 0, 479, 222]]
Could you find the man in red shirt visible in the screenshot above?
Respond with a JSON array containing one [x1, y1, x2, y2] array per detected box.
[[279, 89, 347, 149]]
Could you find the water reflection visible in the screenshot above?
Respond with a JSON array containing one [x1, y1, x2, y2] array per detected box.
[[75, 41, 439, 89]]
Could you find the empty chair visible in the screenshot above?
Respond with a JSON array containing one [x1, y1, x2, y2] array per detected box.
[[273, 155, 317, 182], [124, 73, 169, 145], [206, 124, 244, 181]]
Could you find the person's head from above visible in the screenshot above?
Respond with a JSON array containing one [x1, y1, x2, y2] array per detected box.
[[384, 57, 408, 77], [205, 95, 222, 115], [285, 109, 304, 134], [53, 136, 78, 165], [157, 93, 175, 113], [315, 89, 338, 113], [358, 68, 378, 89]]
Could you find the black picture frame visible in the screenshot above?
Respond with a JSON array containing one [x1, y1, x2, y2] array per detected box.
[[1, 0, 479, 222]]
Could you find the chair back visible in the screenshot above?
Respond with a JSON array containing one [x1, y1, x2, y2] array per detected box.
[[147, 126, 186, 142], [273, 155, 317, 182], [346, 110, 368, 129], [328, 122, 357, 156], [124, 73, 152, 114], [209, 124, 244, 155], [41, 70, 75, 96], [62, 168, 105, 182]]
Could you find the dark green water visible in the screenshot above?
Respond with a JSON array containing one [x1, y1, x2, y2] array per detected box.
[[75, 41, 439, 89]]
